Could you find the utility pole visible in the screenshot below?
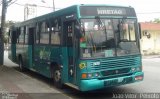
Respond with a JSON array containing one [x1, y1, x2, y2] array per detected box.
[[53, 0, 55, 12], [0, 0, 7, 65], [0, 0, 12, 65], [41, 0, 55, 11]]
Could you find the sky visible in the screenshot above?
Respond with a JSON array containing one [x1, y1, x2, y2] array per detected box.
[[1, 0, 160, 22]]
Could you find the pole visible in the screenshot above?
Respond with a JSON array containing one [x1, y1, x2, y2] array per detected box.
[[53, 0, 55, 12], [0, 0, 7, 65]]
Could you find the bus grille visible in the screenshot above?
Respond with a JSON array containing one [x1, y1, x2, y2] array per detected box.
[[90, 56, 140, 71], [101, 68, 130, 76]]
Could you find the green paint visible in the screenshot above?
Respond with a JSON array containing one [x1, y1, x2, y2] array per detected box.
[[80, 43, 86, 48], [28, 45, 33, 68], [61, 47, 69, 83], [79, 71, 143, 91], [39, 47, 51, 59]]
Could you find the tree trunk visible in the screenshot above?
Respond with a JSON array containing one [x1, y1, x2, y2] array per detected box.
[[0, 0, 7, 65]]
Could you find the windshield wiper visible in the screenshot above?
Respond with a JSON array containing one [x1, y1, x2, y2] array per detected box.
[[87, 31, 96, 53], [95, 16, 108, 42]]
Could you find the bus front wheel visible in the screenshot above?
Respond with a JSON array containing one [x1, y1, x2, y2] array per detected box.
[[53, 66, 63, 88]]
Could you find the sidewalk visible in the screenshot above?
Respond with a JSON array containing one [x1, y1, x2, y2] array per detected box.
[[0, 65, 70, 99], [142, 55, 160, 59]]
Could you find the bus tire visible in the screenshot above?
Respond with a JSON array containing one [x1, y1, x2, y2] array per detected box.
[[19, 56, 25, 72], [53, 65, 63, 88]]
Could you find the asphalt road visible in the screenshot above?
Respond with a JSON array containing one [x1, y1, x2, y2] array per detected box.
[[59, 57, 160, 99], [2, 51, 160, 99]]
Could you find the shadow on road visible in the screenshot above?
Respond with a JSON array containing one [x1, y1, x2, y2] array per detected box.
[[11, 66, 138, 99]]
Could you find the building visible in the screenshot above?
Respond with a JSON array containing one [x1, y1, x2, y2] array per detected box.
[[140, 22, 160, 55]]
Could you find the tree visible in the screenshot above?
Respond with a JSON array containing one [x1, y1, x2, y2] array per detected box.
[[153, 18, 160, 23], [0, 0, 13, 65], [4, 21, 14, 44]]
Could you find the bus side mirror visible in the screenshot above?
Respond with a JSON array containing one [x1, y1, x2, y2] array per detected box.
[[138, 23, 142, 39]]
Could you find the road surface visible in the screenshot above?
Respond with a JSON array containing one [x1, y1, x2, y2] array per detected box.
[[2, 51, 160, 99]]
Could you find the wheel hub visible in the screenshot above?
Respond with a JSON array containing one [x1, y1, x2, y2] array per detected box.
[[54, 70, 61, 82]]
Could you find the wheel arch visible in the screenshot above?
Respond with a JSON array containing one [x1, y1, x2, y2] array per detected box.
[[18, 54, 22, 62], [50, 62, 60, 78]]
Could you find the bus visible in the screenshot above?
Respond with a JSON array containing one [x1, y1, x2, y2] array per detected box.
[[8, 4, 143, 91]]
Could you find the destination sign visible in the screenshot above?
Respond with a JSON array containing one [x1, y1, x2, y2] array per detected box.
[[97, 8, 126, 15], [80, 6, 136, 17]]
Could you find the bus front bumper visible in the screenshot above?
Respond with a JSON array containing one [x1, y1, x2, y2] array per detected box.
[[80, 72, 144, 91]]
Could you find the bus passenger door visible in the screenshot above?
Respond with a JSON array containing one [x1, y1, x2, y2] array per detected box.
[[63, 21, 78, 84], [28, 27, 35, 69]]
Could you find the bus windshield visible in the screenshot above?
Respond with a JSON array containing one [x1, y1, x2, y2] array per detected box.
[[80, 18, 140, 58]]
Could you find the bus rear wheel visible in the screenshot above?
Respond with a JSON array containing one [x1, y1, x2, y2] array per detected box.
[[53, 66, 63, 88], [19, 56, 25, 72]]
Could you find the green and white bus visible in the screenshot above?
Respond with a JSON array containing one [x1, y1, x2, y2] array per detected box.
[[8, 4, 143, 91]]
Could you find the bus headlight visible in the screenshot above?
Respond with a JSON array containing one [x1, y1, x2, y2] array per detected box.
[[87, 73, 100, 78], [131, 67, 136, 72], [88, 73, 92, 78], [94, 73, 99, 77], [81, 72, 100, 79], [131, 67, 142, 72], [136, 67, 140, 71], [136, 67, 142, 71]]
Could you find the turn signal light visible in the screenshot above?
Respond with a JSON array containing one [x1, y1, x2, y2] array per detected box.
[[81, 73, 87, 79]]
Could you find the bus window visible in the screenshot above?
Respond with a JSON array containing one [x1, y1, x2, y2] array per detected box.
[[51, 30, 61, 44], [24, 26, 28, 44], [8, 30, 11, 43], [121, 19, 136, 41], [129, 23, 136, 41], [19, 28, 24, 44], [51, 19, 61, 45], [19, 27, 23, 43], [36, 23, 40, 44], [40, 21, 49, 44]]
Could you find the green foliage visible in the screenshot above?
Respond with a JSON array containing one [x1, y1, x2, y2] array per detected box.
[[153, 18, 160, 23], [5, 21, 14, 27], [3, 21, 15, 44]]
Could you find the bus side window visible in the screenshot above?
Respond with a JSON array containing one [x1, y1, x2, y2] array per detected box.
[[11, 30, 17, 44], [36, 23, 40, 44], [24, 26, 28, 44], [17, 28, 21, 43], [67, 24, 73, 46], [8, 30, 11, 44], [18, 27, 24, 44], [40, 21, 50, 44], [51, 19, 61, 45]]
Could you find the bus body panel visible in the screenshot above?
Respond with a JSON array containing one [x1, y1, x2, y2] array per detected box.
[[8, 44, 16, 63], [80, 72, 143, 91], [61, 47, 69, 83]]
